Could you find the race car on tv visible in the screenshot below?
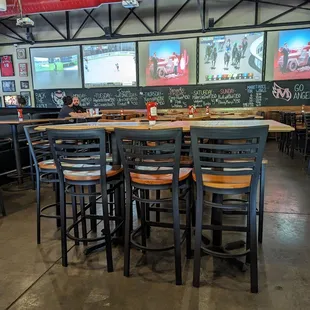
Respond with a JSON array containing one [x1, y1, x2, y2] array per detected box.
[[149, 58, 175, 78], [278, 44, 310, 72]]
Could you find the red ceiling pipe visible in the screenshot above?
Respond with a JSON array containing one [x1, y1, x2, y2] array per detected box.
[[0, 0, 122, 17]]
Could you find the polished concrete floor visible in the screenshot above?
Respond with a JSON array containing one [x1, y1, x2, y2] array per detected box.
[[1, 142, 310, 310]]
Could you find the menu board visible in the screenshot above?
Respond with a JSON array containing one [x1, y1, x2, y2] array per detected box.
[[34, 88, 141, 109], [34, 80, 310, 109]]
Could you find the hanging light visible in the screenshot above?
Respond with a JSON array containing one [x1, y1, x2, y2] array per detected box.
[[0, 0, 6, 11]]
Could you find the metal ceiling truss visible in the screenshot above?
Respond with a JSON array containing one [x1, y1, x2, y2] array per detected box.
[[0, 0, 310, 45]]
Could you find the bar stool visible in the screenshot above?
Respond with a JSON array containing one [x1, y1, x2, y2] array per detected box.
[[190, 125, 268, 293], [47, 128, 124, 270], [115, 128, 192, 285], [24, 125, 66, 244]]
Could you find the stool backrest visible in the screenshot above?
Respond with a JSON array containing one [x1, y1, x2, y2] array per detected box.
[[24, 124, 53, 171], [47, 129, 108, 183], [190, 125, 268, 192], [304, 113, 310, 133], [115, 128, 182, 185]]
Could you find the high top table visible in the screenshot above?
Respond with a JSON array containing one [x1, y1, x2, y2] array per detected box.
[[36, 119, 294, 166], [36, 119, 294, 255], [0, 118, 66, 185]]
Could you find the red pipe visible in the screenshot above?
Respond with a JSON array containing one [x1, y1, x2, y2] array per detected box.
[[0, 0, 121, 17]]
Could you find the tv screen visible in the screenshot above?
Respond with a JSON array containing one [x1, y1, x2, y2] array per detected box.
[[82, 42, 137, 87], [139, 38, 197, 86], [4, 95, 18, 107], [30, 46, 82, 89], [199, 32, 264, 84], [265, 28, 310, 81]]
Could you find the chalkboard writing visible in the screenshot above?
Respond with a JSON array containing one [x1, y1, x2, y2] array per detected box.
[[34, 88, 142, 109], [34, 80, 310, 109], [115, 88, 139, 107], [93, 92, 116, 107], [140, 88, 166, 106], [168, 87, 192, 108]]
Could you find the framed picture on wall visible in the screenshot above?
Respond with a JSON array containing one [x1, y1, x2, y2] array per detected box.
[[0, 55, 14, 77], [2, 80, 16, 92], [20, 91, 31, 107], [18, 63, 28, 77], [16, 48, 26, 59], [20, 80, 29, 89]]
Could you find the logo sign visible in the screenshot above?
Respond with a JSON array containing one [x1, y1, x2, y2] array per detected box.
[[51, 90, 66, 108], [272, 82, 292, 102]]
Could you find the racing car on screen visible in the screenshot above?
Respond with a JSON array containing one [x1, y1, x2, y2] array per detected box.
[[278, 45, 310, 72], [149, 58, 175, 78]]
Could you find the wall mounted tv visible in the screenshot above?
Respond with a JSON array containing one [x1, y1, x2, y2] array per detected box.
[[30, 46, 82, 89], [265, 28, 310, 81], [139, 38, 197, 86], [199, 32, 265, 84], [82, 42, 137, 88]]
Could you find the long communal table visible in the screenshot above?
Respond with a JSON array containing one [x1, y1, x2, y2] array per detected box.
[[36, 119, 294, 255]]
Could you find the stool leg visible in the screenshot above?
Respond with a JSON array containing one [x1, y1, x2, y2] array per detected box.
[[155, 190, 160, 222], [258, 165, 265, 244], [0, 190, 6, 216], [136, 189, 141, 220], [29, 149, 35, 190], [140, 189, 147, 254], [172, 187, 182, 285], [109, 185, 114, 216], [249, 192, 259, 293], [186, 180, 192, 259], [145, 190, 150, 238], [36, 172, 41, 244], [193, 190, 203, 288], [89, 185, 97, 233], [79, 186, 88, 246], [60, 181, 68, 267], [124, 183, 132, 277], [102, 186, 114, 273], [290, 133, 295, 159], [114, 176, 124, 238], [55, 180, 61, 228], [71, 186, 79, 246]]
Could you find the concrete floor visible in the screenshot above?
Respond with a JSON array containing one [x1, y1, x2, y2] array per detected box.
[[1, 142, 310, 310]]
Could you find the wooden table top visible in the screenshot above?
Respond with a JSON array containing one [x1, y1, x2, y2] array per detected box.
[[35, 121, 150, 132], [36, 119, 294, 133], [0, 118, 67, 125], [131, 114, 263, 122], [152, 120, 294, 132]]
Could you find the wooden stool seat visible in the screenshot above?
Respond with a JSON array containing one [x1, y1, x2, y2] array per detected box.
[[180, 155, 193, 166], [38, 159, 56, 170], [64, 165, 122, 181], [131, 167, 192, 185], [192, 172, 251, 189]]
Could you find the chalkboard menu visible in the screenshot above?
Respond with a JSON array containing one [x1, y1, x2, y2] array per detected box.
[[35, 88, 141, 109], [34, 80, 310, 109]]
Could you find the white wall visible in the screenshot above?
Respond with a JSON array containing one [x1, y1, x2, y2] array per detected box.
[[0, 0, 309, 107]]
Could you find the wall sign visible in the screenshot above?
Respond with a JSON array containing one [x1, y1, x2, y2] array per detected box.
[[2, 80, 16, 92], [20, 91, 31, 107], [20, 81, 29, 89], [19, 63, 28, 77], [0, 55, 14, 77], [16, 48, 26, 59]]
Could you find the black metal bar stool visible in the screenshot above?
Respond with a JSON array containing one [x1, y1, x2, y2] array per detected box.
[[190, 125, 268, 293], [115, 128, 192, 285], [47, 128, 124, 271], [24, 125, 69, 244]]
